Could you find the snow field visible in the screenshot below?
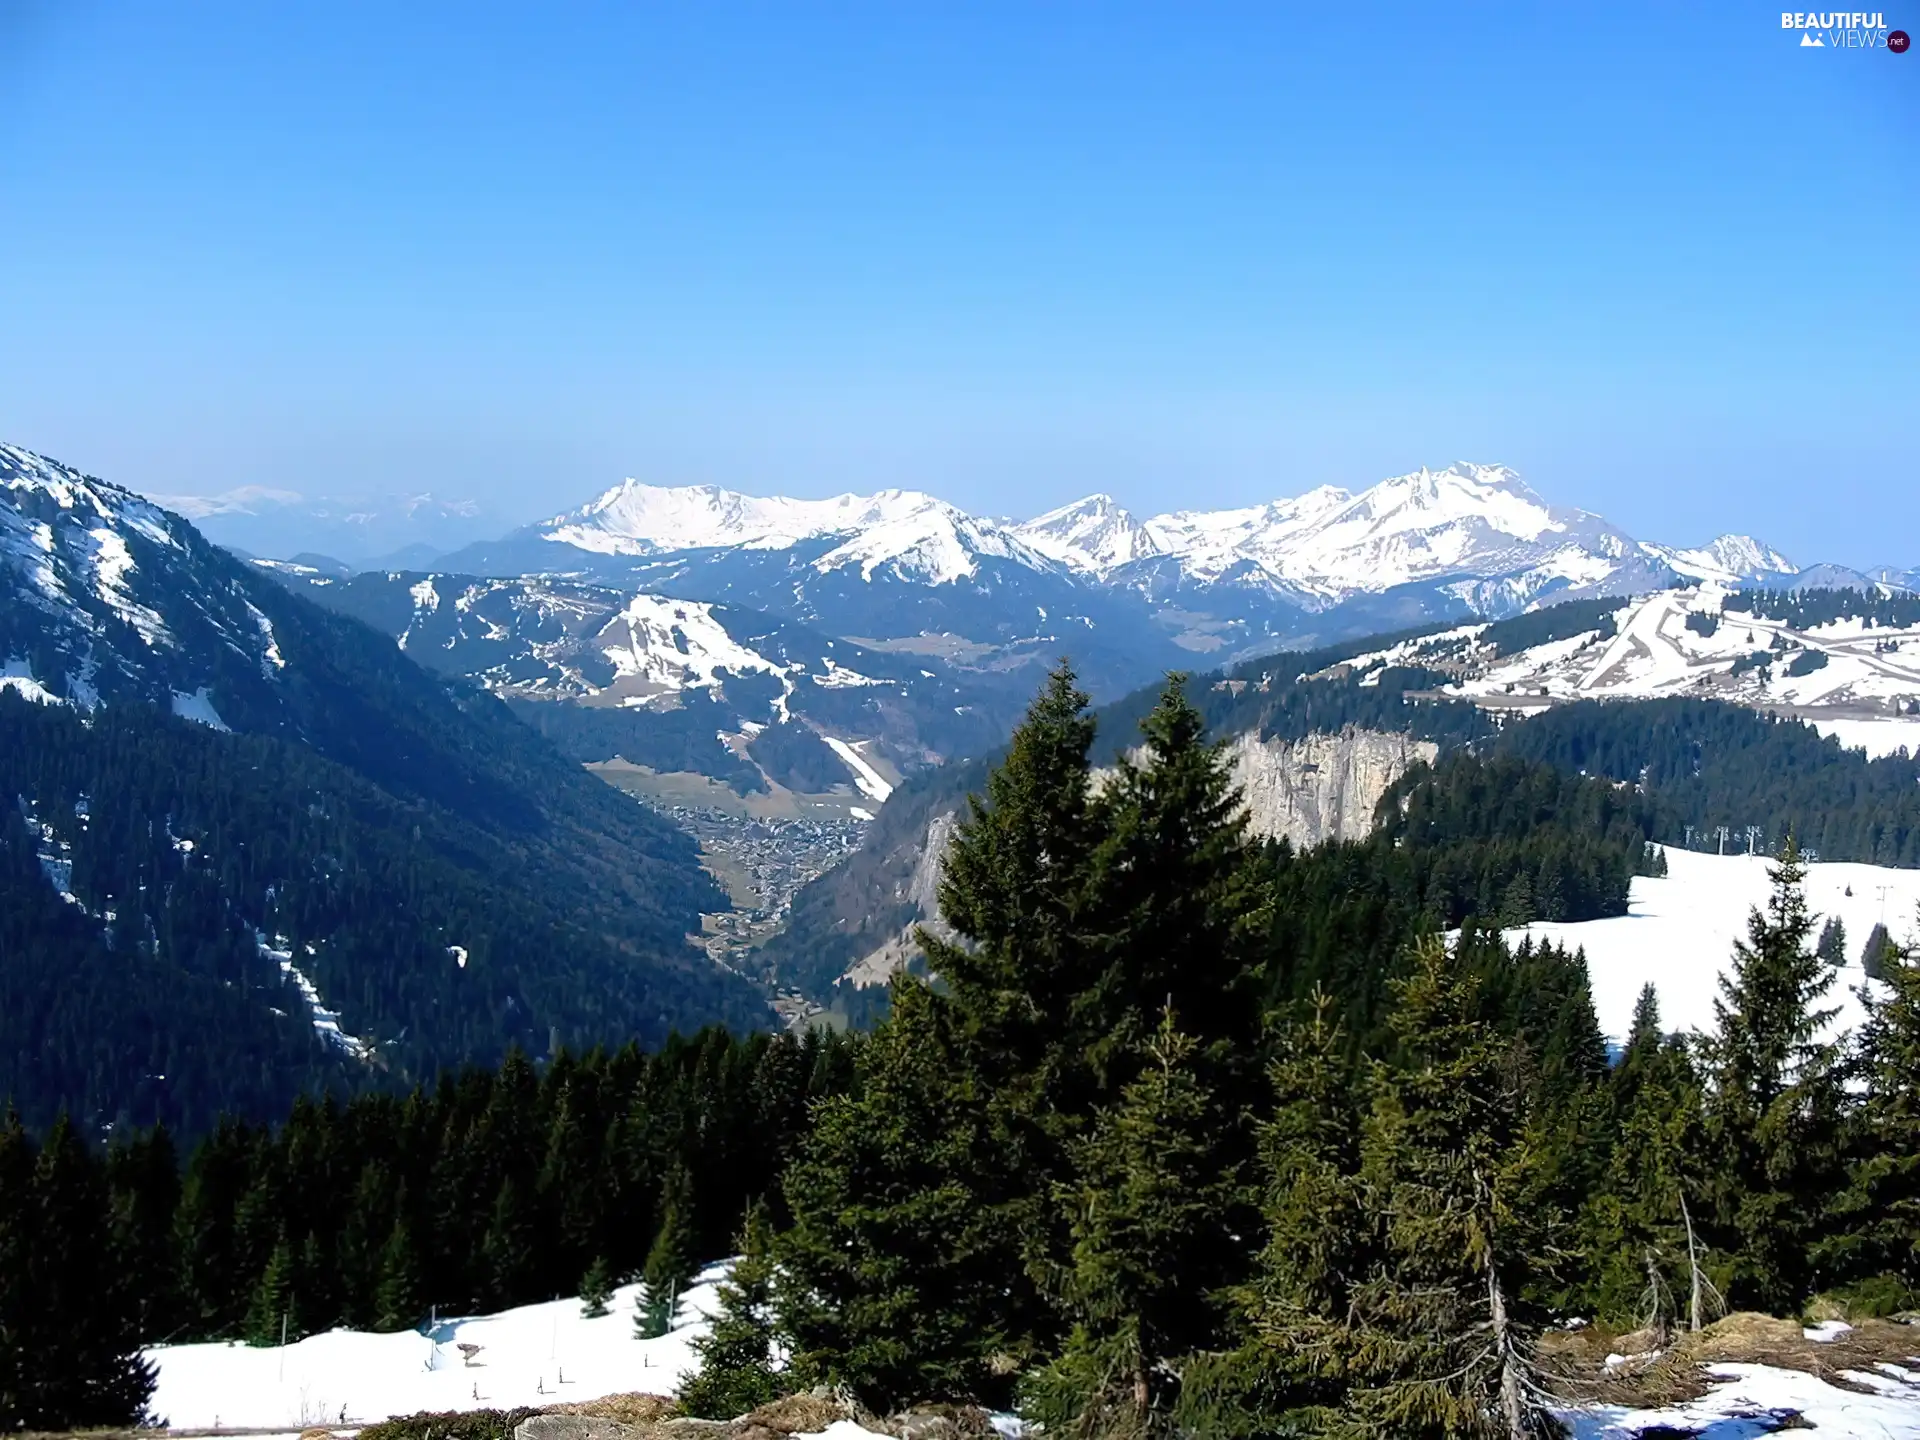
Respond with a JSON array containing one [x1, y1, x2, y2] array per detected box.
[[1562, 1359, 1920, 1438], [147, 1272, 727, 1429], [1505, 847, 1920, 1043]]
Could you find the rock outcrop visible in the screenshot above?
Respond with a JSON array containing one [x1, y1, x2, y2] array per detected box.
[[1224, 726, 1437, 847], [837, 725, 1433, 989]]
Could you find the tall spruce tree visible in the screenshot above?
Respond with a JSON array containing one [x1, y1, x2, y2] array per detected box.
[[246, 1232, 299, 1347], [678, 1201, 786, 1419], [1084, 675, 1269, 1088], [921, 662, 1104, 1111], [636, 1163, 699, 1338], [1190, 993, 1370, 1433], [0, 1111, 35, 1426], [1025, 1010, 1239, 1435], [1344, 937, 1565, 1440], [1577, 987, 1707, 1330], [1697, 842, 1846, 1312], [1823, 920, 1920, 1307], [10, 1118, 156, 1425], [776, 977, 1021, 1410], [374, 1216, 425, 1331]]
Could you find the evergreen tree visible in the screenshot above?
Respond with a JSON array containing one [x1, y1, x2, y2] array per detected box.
[[776, 978, 1020, 1410], [0, 1111, 36, 1426], [1816, 916, 1848, 966], [1697, 842, 1847, 1312], [578, 1255, 614, 1319], [12, 1117, 156, 1426], [1025, 1010, 1239, 1435], [105, 1127, 183, 1344], [1861, 921, 1895, 981], [480, 1174, 540, 1311], [1823, 922, 1920, 1307], [636, 1164, 698, 1339], [373, 1217, 425, 1332], [1344, 937, 1564, 1440], [1085, 675, 1270, 1087], [246, 1232, 300, 1348], [1192, 994, 1369, 1432], [1578, 988, 1707, 1330], [678, 1202, 786, 1419]]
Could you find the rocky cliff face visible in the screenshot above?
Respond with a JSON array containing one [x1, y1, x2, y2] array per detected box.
[[839, 725, 1432, 989], [1225, 726, 1438, 847]]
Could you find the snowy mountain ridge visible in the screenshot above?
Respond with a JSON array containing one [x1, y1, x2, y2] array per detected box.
[[529, 462, 1802, 610]]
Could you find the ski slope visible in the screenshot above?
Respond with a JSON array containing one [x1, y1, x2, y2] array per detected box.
[[147, 1273, 727, 1429], [1506, 847, 1920, 1043]]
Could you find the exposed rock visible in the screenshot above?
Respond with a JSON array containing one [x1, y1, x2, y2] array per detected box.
[[1224, 726, 1437, 847], [515, 1415, 654, 1440], [841, 808, 959, 988], [835, 727, 1432, 991], [542, 1395, 678, 1424]]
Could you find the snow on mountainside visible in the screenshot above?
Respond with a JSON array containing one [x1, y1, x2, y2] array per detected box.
[[1319, 587, 1920, 755], [1510, 846, 1920, 1044], [527, 463, 1805, 618], [1018, 493, 1164, 570], [1033, 463, 1795, 605], [0, 444, 290, 719]]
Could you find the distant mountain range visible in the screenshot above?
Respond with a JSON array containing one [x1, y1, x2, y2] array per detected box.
[[153, 483, 510, 568], [413, 462, 1903, 685]]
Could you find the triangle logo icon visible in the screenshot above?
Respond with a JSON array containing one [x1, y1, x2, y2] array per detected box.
[[1800, 31, 1825, 44]]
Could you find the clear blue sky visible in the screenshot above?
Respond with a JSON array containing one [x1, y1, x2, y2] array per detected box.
[[1, 3, 1913, 562]]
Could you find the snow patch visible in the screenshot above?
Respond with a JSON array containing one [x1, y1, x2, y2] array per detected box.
[[0, 659, 65, 706], [1505, 847, 1920, 1044], [259, 933, 372, 1061], [170, 687, 231, 731], [823, 736, 894, 802], [147, 1269, 729, 1428]]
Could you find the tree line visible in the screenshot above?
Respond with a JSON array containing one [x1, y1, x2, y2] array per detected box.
[[0, 1027, 854, 1429]]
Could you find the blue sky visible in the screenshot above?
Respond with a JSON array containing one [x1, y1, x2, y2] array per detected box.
[[0, 3, 1913, 562]]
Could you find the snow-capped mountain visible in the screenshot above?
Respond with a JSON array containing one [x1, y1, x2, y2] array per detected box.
[[1022, 462, 1795, 606], [1018, 494, 1164, 571], [514, 480, 1064, 588]]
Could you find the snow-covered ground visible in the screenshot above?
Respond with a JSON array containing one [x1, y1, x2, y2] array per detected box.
[[147, 1256, 1916, 1438], [1564, 1360, 1920, 1438], [1810, 715, 1920, 760], [147, 1272, 727, 1429], [1506, 847, 1920, 1043]]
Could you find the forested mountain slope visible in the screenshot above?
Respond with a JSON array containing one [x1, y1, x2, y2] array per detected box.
[[0, 446, 768, 1135], [765, 599, 1920, 1003]]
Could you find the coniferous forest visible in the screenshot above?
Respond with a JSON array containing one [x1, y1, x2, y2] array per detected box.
[[6, 667, 1920, 1434]]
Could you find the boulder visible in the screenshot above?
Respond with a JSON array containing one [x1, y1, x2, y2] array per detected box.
[[515, 1416, 653, 1440]]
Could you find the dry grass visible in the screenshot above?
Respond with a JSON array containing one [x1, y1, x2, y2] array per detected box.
[[1541, 1311, 1920, 1410], [739, 1392, 861, 1434], [542, 1394, 678, 1424]]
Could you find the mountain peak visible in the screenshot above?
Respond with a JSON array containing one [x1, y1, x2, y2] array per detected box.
[[1016, 493, 1159, 573]]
